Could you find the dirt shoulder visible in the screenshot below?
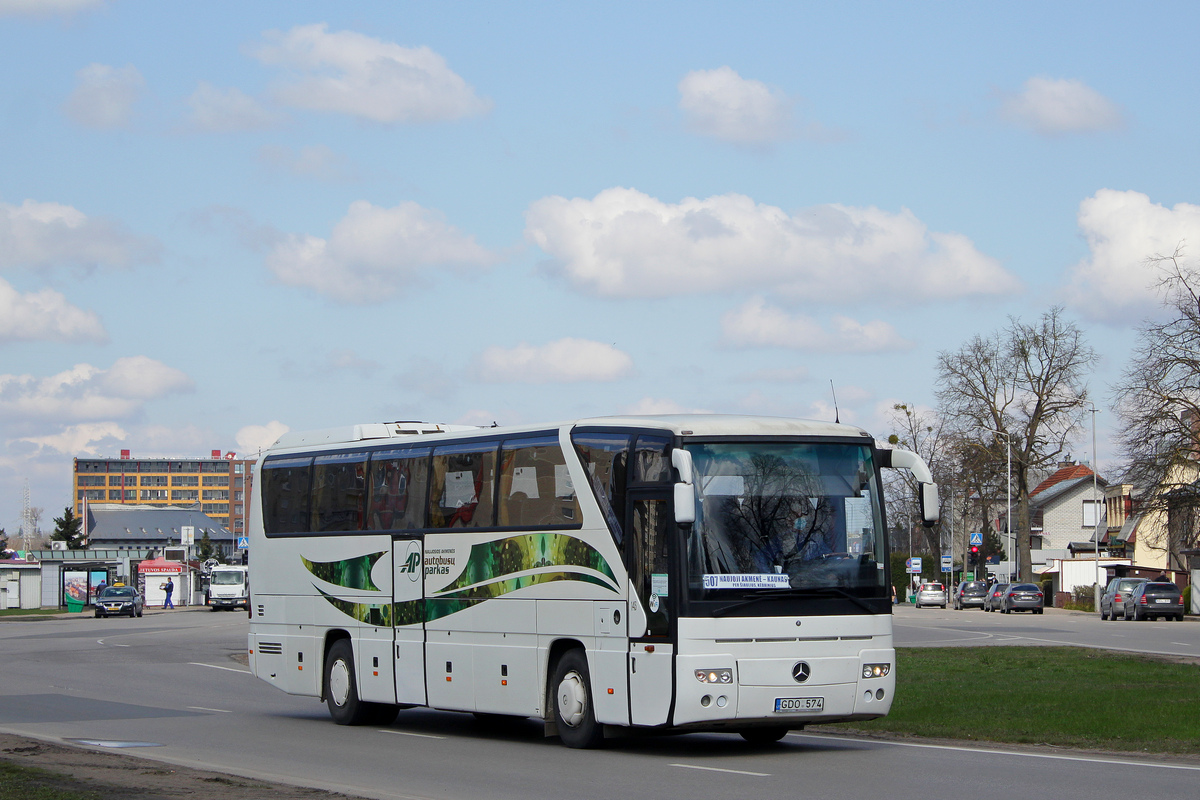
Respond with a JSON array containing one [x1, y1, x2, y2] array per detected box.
[[0, 733, 367, 800]]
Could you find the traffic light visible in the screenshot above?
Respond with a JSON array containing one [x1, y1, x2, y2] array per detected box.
[[968, 545, 979, 566]]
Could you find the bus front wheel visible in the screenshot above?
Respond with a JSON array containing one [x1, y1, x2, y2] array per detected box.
[[551, 650, 603, 749]]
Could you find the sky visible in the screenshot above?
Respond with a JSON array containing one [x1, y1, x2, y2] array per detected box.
[[3, 1, 1200, 533]]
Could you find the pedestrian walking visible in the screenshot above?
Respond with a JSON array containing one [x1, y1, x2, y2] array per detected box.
[[163, 576, 174, 609]]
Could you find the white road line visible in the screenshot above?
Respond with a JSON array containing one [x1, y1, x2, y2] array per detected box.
[[671, 763, 770, 777], [379, 729, 446, 740], [188, 661, 250, 674], [187, 706, 232, 713], [1170, 642, 1192, 646], [793, 733, 1200, 771]]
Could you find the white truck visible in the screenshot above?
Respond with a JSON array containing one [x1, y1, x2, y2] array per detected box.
[[205, 565, 249, 611]]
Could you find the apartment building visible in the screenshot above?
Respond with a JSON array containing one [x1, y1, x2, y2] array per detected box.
[[73, 450, 255, 535]]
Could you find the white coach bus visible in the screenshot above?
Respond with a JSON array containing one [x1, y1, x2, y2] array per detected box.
[[247, 415, 938, 747]]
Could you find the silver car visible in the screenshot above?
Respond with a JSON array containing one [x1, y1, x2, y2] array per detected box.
[[1001, 583, 1044, 614], [915, 582, 947, 608]]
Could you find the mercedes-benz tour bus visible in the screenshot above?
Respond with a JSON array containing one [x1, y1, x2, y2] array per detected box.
[[247, 415, 938, 747]]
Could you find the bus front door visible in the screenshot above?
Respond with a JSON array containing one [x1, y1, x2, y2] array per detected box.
[[627, 495, 674, 726]]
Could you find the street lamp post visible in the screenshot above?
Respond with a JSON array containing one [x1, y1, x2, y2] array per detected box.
[[1091, 406, 1102, 613], [980, 427, 1013, 581]]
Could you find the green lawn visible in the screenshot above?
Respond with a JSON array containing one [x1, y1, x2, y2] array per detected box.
[[0, 607, 68, 618], [0, 761, 101, 800], [831, 646, 1200, 754]]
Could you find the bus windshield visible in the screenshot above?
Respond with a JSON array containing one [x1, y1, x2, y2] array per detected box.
[[683, 441, 887, 601]]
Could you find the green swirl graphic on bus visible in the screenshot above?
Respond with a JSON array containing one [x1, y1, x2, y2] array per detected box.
[[302, 552, 386, 591]]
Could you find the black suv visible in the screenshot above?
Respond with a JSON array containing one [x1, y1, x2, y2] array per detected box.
[[1124, 582, 1184, 621], [954, 580, 990, 610]]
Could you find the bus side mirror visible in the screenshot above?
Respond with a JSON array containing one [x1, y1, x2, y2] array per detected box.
[[672, 449, 696, 526], [919, 482, 939, 527]]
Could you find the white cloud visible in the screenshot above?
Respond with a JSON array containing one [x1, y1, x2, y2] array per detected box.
[[679, 67, 794, 146], [999, 77, 1124, 136], [266, 200, 495, 303], [0, 0, 103, 17], [476, 338, 634, 384], [250, 23, 491, 123], [63, 63, 144, 129], [259, 144, 355, 181], [186, 81, 281, 132], [1063, 189, 1200, 323], [0, 277, 107, 343], [0, 199, 159, 270], [721, 297, 913, 353], [526, 187, 1018, 301], [236, 421, 289, 455], [0, 357, 193, 423], [621, 397, 714, 415], [18, 422, 126, 455]]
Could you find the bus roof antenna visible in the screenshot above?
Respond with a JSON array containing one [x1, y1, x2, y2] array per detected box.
[[830, 380, 840, 424]]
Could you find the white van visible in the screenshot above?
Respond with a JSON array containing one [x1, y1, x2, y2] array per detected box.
[[206, 565, 249, 611]]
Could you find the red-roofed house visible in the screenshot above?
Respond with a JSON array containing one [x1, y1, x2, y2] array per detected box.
[[1029, 460, 1107, 552]]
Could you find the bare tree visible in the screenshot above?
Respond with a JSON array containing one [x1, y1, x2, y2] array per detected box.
[[884, 403, 950, 559], [937, 307, 1098, 581], [1113, 246, 1200, 568]]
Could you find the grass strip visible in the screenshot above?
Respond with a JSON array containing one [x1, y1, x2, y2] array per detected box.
[[0, 608, 69, 618], [0, 761, 103, 800], [831, 646, 1200, 754]]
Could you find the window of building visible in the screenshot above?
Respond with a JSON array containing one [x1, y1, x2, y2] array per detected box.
[[202, 475, 230, 487], [109, 490, 122, 501], [140, 490, 168, 501], [234, 463, 244, 474], [77, 489, 105, 501], [171, 461, 200, 472], [1082, 499, 1102, 528], [201, 461, 230, 473], [77, 475, 105, 487], [77, 460, 106, 472], [172, 490, 199, 501], [172, 475, 199, 486], [140, 475, 168, 486], [141, 461, 169, 472], [202, 490, 230, 501], [110, 476, 130, 486]]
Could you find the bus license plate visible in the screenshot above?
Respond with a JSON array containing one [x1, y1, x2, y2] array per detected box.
[[775, 697, 824, 713]]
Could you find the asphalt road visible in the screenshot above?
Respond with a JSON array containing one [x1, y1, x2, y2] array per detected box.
[[2, 609, 1197, 800], [893, 603, 1200, 658]]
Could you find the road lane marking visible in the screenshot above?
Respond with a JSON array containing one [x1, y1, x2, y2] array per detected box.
[[187, 706, 232, 713], [1171, 642, 1192, 646], [379, 729, 446, 740], [188, 661, 250, 674], [793, 733, 1200, 771], [671, 763, 770, 777]]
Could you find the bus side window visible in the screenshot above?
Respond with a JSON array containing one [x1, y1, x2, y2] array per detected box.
[[498, 435, 580, 527], [429, 443, 498, 528], [261, 457, 313, 535], [571, 432, 631, 544], [366, 448, 429, 531], [311, 453, 367, 532]]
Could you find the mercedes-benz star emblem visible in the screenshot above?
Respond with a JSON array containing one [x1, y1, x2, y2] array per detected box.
[[792, 662, 811, 683]]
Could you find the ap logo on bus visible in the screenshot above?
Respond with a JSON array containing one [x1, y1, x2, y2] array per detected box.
[[399, 542, 421, 581]]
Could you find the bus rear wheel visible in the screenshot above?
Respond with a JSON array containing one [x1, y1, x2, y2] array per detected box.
[[324, 640, 398, 726], [551, 649, 603, 749]]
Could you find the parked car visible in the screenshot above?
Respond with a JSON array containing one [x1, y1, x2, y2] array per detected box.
[[983, 583, 1010, 612], [1001, 582, 1044, 614], [915, 582, 947, 608], [1100, 577, 1148, 621], [1123, 581, 1184, 621], [94, 584, 143, 618], [954, 580, 990, 610]]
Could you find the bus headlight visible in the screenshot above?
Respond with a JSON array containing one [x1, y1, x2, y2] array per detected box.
[[695, 669, 733, 684], [862, 663, 891, 679]]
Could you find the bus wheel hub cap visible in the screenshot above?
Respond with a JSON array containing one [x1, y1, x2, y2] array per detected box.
[[329, 660, 350, 706], [557, 672, 587, 727]]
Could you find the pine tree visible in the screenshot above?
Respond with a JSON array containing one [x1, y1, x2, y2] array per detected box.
[[51, 507, 86, 550]]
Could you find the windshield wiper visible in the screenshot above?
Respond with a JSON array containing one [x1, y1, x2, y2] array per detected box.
[[711, 586, 876, 617]]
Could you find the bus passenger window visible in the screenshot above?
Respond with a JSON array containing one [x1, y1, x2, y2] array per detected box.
[[366, 448, 429, 531], [429, 443, 498, 528], [311, 453, 367, 532], [498, 435, 580, 527], [261, 457, 312, 535]]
